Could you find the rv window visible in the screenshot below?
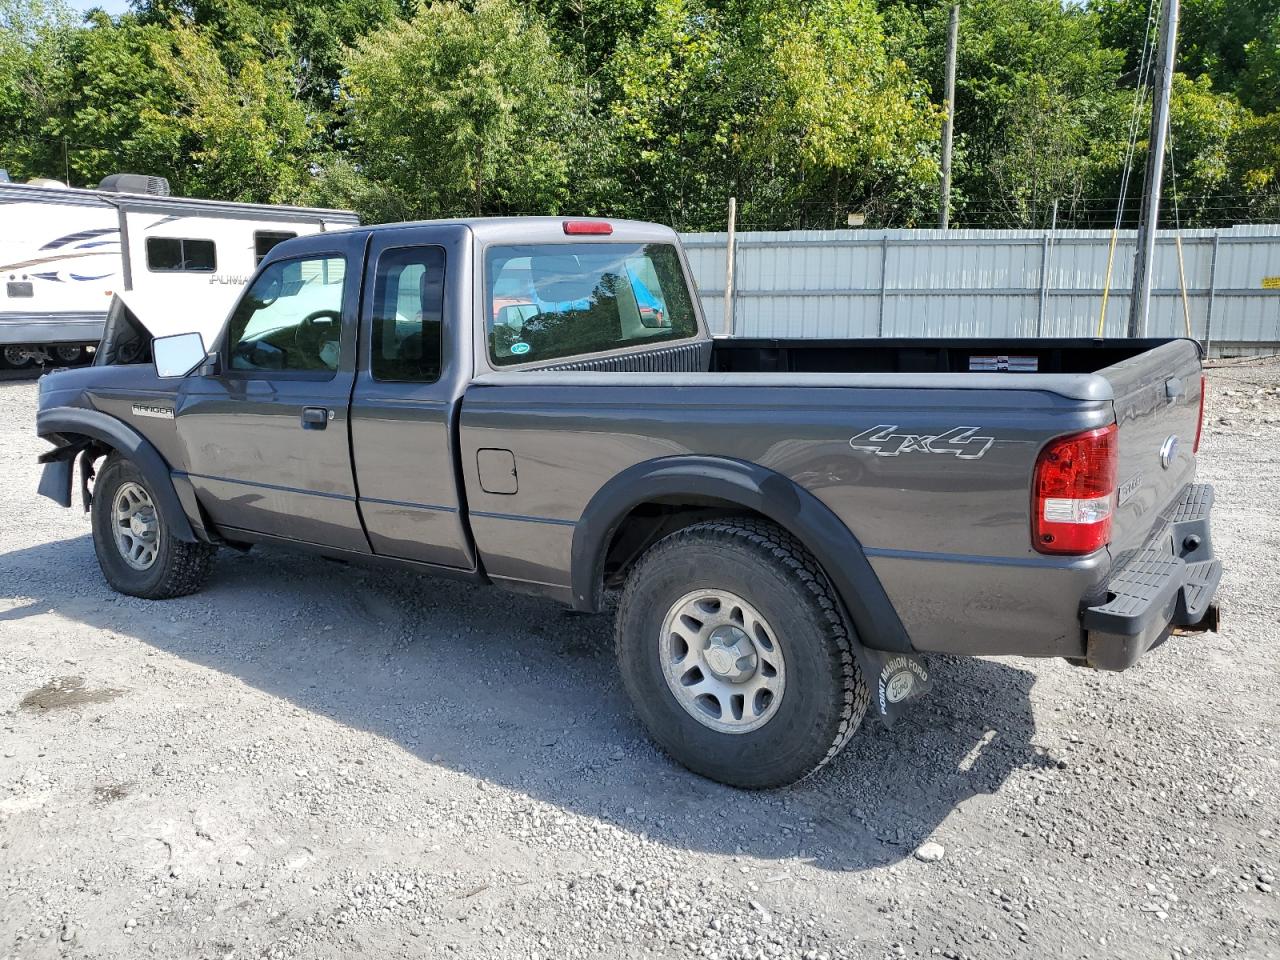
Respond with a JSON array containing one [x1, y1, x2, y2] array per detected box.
[[146, 237, 216, 272], [370, 245, 445, 383], [254, 231, 297, 265]]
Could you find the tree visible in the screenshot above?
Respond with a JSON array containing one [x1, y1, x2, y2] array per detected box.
[[0, 0, 74, 181], [886, 0, 1133, 227], [42, 14, 315, 201], [334, 0, 582, 220], [143, 20, 316, 202], [610, 0, 939, 229], [133, 0, 410, 110]]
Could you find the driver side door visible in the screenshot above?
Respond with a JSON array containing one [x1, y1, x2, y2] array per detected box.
[[174, 231, 371, 552]]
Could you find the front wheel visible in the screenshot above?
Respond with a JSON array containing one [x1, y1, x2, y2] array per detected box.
[[91, 455, 216, 599], [1, 345, 34, 369], [615, 518, 869, 788]]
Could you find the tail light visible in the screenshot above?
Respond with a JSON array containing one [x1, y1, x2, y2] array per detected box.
[[1193, 375, 1206, 453], [1032, 424, 1118, 555]]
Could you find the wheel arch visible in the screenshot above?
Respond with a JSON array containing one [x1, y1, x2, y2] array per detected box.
[[37, 406, 199, 543], [570, 455, 913, 654]]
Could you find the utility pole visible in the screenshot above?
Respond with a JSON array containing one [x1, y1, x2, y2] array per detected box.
[[723, 196, 737, 336], [1128, 0, 1180, 338], [939, 4, 960, 229]]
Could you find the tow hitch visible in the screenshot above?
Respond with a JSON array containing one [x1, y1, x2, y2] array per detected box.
[[1174, 602, 1221, 636]]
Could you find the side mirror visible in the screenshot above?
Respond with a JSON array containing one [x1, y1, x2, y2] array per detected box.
[[152, 332, 207, 378]]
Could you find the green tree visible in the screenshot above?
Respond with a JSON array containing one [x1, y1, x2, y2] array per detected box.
[[48, 13, 181, 187], [0, 0, 74, 181], [133, 0, 410, 110], [333, 0, 582, 220], [44, 14, 315, 201], [610, 0, 939, 229], [143, 20, 316, 202], [886, 0, 1132, 227]]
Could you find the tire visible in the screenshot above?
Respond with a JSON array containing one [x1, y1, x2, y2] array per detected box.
[[91, 454, 216, 599], [615, 517, 869, 789], [1, 346, 33, 369], [54, 345, 84, 364]]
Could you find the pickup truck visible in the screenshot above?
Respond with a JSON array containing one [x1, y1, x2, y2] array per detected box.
[[34, 217, 1221, 788]]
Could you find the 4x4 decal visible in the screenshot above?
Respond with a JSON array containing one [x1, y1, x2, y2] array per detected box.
[[849, 424, 995, 459]]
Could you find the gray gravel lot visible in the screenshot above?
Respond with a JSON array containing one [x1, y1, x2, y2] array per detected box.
[[1, 360, 1277, 960]]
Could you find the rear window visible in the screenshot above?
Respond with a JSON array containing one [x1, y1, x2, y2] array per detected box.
[[485, 242, 697, 366]]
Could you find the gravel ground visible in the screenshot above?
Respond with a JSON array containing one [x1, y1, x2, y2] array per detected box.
[[0, 360, 1277, 960]]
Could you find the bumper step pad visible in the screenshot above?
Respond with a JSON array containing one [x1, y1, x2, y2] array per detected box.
[[1083, 483, 1220, 670]]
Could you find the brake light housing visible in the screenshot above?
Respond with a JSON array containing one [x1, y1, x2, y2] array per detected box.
[[563, 220, 612, 235], [1032, 424, 1118, 555], [1193, 375, 1206, 453]]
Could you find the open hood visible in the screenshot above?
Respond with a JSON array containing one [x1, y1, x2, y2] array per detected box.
[[97, 289, 235, 365], [115, 288, 233, 345]]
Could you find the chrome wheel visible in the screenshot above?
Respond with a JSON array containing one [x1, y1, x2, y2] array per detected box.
[[110, 481, 161, 571], [659, 589, 786, 734]]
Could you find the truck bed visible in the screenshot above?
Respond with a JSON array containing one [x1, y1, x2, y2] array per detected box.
[[711, 337, 1179, 375]]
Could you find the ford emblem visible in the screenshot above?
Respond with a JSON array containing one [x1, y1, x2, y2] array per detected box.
[[1159, 435, 1179, 469]]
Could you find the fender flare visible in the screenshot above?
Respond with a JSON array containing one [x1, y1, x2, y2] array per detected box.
[[36, 406, 199, 543], [570, 455, 913, 653]]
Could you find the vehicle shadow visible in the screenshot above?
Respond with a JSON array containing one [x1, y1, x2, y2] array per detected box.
[[2, 533, 1055, 873]]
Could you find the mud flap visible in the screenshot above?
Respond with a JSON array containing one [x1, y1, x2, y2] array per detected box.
[[36, 438, 92, 508], [852, 645, 932, 727], [36, 458, 74, 507]]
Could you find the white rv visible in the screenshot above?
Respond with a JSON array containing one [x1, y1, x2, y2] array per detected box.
[[0, 174, 358, 368]]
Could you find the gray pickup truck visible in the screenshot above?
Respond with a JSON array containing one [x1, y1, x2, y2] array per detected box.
[[34, 217, 1221, 788]]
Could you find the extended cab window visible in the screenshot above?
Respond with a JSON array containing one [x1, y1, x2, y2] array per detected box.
[[485, 242, 697, 366], [146, 237, 216, 272], [227, 255, 346, 374], [370, 245, 445, 382]]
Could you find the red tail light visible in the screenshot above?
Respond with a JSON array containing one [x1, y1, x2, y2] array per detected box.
[[1032, 424, 1118, 555], [563, 220, 612, 235], [1193, 375, 1206, 453]]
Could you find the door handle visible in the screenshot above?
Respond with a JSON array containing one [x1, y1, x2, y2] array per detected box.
[[301, 406, 331, 430]]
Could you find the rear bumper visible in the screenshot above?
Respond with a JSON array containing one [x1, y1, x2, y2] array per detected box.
[[1082, 483, 1220, 670]]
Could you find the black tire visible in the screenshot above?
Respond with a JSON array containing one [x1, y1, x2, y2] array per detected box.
[[1, 346, 33, 369], [53, 345, 84, 364], [615, 517, 869, 789], [91, 455, 215, 599]]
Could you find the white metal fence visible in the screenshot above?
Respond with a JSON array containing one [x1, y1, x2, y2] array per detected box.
[[679, 225, 1280, 355]]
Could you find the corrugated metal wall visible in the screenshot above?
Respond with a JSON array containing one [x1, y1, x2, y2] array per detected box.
[[679, 226, 1280, 354]]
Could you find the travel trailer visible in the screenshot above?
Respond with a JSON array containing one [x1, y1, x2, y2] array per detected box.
[[0, 174, 358, 368]]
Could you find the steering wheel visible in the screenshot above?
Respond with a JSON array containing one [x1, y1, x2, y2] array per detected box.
[[293, 309, 343, 369]]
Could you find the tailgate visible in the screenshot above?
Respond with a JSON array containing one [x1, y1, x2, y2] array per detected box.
[[1101, 339, 1204, 559]]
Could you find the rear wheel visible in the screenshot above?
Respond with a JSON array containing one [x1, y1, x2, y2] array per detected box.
[[54, 345, 84, 364], [91, 455, 216, 599], [615, 517, 869, 788]]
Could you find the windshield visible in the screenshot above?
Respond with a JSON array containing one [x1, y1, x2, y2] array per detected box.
[[485, 242, 698, 366]]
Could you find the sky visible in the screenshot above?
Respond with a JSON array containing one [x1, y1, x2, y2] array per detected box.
[[66, 0, 133, 15]]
